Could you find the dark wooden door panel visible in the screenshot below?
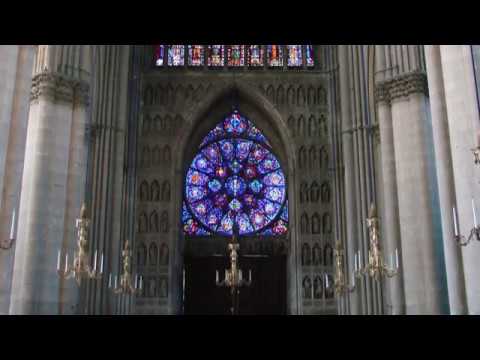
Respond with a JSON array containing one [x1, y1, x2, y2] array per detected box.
[[184, 256, 286, 315]]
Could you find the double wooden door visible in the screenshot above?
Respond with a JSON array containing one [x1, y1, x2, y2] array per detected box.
[[184, 255, 286, 315]]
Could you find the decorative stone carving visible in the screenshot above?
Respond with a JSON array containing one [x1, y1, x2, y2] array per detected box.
[[302, 276, 312, 299], [30, 71, 90, 105], [375, 71, 429, 104]]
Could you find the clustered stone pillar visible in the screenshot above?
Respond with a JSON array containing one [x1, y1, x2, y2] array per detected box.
[[424, 45, 468, 315], [0, 45, 36, 314], [439, 45, 480, 314], [8, 45, 91, 314], [376, 71, 444, 314]]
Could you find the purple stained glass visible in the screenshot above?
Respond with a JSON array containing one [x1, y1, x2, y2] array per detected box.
[[263, 170, 285, 186], [184, 110, 288, 236]]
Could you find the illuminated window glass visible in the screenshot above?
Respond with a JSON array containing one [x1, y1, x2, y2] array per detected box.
[[305, 45, 314, 67], [183, 110, 288, 237], [168, 45, 185, 66], [207, 45, 224, 67], [188, 45, 204, 66], [247, 45, 264, 67], [227, 45, 245, 67], [287, 45, 302, 67], [267, 45, 283, 67], [154, 45, 165, 66]]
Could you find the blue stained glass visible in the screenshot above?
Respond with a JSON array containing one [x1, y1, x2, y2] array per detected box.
[[280, 201, 289, 221], [208, 179, 222, 193], [192, 154, 214, 174], [224, 111, 247, 135], [287, 45, 302, 67], [219, 140, 235, 160], [305, 45, 314, 67], [187, 169, 210, 186], [184, 109, 288, 236], [202, 143, 221, 164], [263, 170, 285, 186], [258, 154, 280, 174], [265, 186, 285, 203], [236, 140, 252, 161], [237, 212, 254, 234], [226, 176, 246, 197], [229, 199, 243, 212], [249, 179, 263, 193]]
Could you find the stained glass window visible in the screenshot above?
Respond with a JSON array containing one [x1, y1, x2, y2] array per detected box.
[[168, 45, 185, 66], [183, 110, 288, 237], [305, 45, 314, 67], [248, 45, 264, 67], [287, 45, 302, 67], [154, 45, 164, 66], [267, 45, 283, 67], [188, 45, 204, 66], [227, 45, 245, 67], [208, 45, 224, 67]]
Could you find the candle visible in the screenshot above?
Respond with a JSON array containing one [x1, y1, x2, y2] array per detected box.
[[9, 209, 15, 240], [354, 253, 358, 271], [135, 274, 138, 289], [93, 250, 97, 271], [395, 249, 399, 269], [114, 275, 118, 289], [57, 250, 61, 271], [473, 199, 478, 228], [108, 273, 112, 288], [453, 207, 459, 236], [358, 251, 362, 269], [65, 253, 68, 273], [100, 253, 104, 274], [216, 270, 219, 283]]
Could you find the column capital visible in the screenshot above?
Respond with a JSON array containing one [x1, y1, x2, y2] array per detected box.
[[30, 71, 90, 106], [375, 71, 429, 104]]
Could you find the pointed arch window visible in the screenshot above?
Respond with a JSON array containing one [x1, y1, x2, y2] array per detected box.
[[154, 45, 165, 66], [287, 45, 302, 67], [167, 45, 185, 66], [207, 45, 224, 67], [183, 109, 288, 237], [188, 45, 204, 66]]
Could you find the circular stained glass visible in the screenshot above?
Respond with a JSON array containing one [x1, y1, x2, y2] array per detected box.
[[184, 110, 288, 236]]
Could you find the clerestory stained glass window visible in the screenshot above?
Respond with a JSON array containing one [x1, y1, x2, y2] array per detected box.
[[287, 45, 302, 67], [248, 45, 264, 67], [208, 45, 224, 67], [154, 45, 165, 66], [183, 110, 288, 237], [168, 45, 185, 66], [227, 45, 245, 67], [188, 45, 204, 66]]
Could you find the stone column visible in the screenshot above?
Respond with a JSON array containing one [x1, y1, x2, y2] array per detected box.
[[338, 45, 361, 314], [0, 46, 36, 314], [9, 45, 90, 314], [440, 45, 480, 314], [424, 45, 468, 314], [374, 45, 406, 315], [381, 72, 444, 314]]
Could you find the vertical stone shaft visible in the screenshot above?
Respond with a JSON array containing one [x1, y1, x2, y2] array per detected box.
[[440, 45, 480, 314], [388, 73, 443, 314], [0, 46, 35, 314], [374, 45, 406, 314], [424, 45, 468, 314], [338, 45, 361, 314], [9, 45, 90, 314]]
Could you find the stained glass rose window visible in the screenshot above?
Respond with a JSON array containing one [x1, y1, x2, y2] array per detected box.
[[183, 110, 288, 237]]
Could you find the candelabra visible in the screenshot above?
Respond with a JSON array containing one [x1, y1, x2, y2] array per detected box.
[[109, 240, 143, 295], [355, 204, 399, 282], [0, 209, 15, 250], [57, 204, 103, 285], [216, 231, 252, 315], [452, 200, 480, 246], [330, 240, 356, 296]]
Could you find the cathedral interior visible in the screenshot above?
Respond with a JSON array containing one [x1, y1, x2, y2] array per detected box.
[[0, 45, 479, 315]]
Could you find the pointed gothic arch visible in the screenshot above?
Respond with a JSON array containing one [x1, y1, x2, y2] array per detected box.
[[151, 180, 160, 202], [311, 212, 321, 234]]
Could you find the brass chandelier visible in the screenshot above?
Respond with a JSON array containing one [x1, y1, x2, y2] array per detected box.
[[57, 204, 103, 285]]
